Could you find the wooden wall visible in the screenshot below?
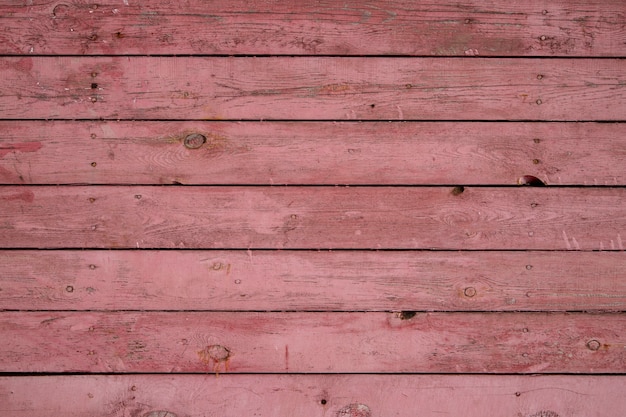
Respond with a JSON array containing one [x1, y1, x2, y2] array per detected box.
[[1, 1, 625, 416]]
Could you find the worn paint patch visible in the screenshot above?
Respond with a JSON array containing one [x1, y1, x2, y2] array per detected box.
[[0, 142, 43, 158], [2, 190, 34, 203]]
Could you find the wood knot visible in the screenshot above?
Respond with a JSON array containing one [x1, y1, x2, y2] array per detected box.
[[198, 344, 231, 374], [529, 411, 560, 417], [183, 133, 206, 149], [337, 403, 371, 417], [142, 412, 178, 417]]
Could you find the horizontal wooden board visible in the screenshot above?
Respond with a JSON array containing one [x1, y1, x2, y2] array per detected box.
[[0, 311, 624, 373], [2, 375, 626, 417], [1, 57, 625, 121], [2, 250, 625, 312], [1, 186, 624, 250], [1, 0, 625, 56], [1, 121, 625, 185]]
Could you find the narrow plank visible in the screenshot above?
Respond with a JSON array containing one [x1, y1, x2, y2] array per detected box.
[[1, 0, 625, 56], [0, 311, 624, 373], [0, 186, 624, 250], [2, 250, 625, 311], [1, 57, 624, 121], [1, 121, 625, 185], [2, 375, 626, 417]]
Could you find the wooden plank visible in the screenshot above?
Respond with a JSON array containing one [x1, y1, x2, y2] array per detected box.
[[1, 121, 625, 185], [1, 57, 624, 121], [1, 186, 624, 250], [2, 250, 625, 312], [1, 0, 625, 56], [0, 311, 624, 373], [2, 375, 626, 417]]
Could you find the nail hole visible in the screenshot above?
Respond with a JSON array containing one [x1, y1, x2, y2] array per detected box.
[[397, 311, 417, 320], [542, 10, 548, 15], [518, 175, 546, 186], [370, 104, 375, 108], [464, 18, 471, 23], [530, 202, 538, 208], [115, 31, 124, 38], [321, 399, 327, 405], [90, 97, 98, 102], [90, 133, 97, 139], [183, 133, 206, 149], [526, 265, 533, 270], [91, 83, 98, 89], [451, 186, 465, 196], [88, 34, 98, 41], [91, 162, 97, 167], [89, 264, 96, 270], [539, 35, 547, 41], [515, 392, 522, 397], [535, 99, 542, 105], [135, 195, 142, 199], [537, 74, 544, 80], [533, 138, 541, 144], [88, 197, 96, 203], [405, 83, 412, 88], [66, 285, 74, 293], [91, 72, 98, 78]]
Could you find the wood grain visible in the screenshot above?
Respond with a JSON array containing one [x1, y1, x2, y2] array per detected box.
[[2, 374, 626, 417], [0, 311, 624, 373], [1, 186, 624, 250], [2, 250, 625, 312], [1, 0, 625, 56], [1, 121, 624, 185], [1, 57, 625, 121]]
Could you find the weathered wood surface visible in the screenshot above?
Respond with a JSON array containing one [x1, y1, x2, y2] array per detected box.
[[1, 57, 625, 121], [1, 0, 625, 57], [2, 375, 626, 417], [1, 186, 624, 250], [1, 121, 625, 185], [2, 250, 625, 312], [1, 311, 624, 373]]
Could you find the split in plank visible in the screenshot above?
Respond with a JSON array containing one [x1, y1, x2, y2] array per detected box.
[[1, 186, 624, 250], [1, 0, 625, 56], [2, 374, 626, 417], [0, 311, 624, 373], [2, 250, 625, 311], [1, 57, 625, 120], [1, 121, 625, 185]]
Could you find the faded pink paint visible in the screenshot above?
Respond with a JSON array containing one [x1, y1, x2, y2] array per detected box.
[[1, 250, 625, 311], [0, 121, 623, 185], [0, 0, 624, 56], [0, 311, 624, 373], [2, 374, 626, 417], [0, 58, 624, 120], [0, 186, 624, 250]]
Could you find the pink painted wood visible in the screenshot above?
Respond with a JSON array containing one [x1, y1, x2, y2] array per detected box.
[[1, 250, 625, 311], [0, 186, 623, 250], [1, 57, 625, 120], [1, 0, 624, 56], [1, 311, 624, 373], [1, 121, 624, 185], [2, 374, 626, 417]]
